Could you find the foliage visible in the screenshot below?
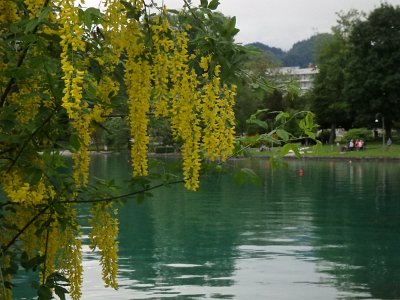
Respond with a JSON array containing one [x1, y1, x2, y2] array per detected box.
[[310, 5, 400, 142], [283, 34, 332, 68], [344, 3, 400, 137], [233, 45, 311, 135], [233, 50, 275, 134], [102, 117, 130, 151], [342, 128, 373, 142], [309, 20, 352, 143], [242, 109, 318, 154], [249, 33, 333, 68], [0, 0, 244, 299], [246, 42, 286, 64]]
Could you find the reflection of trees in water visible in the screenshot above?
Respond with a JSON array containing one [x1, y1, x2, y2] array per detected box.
[[307, 161, 400, 299], [90, 156, 400, 299], [116, 158, 317, 290], [115, 164, 241, 291]]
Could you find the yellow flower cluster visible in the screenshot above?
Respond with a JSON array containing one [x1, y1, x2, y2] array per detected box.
[[93, 76, 119, 123], [0, 170, 55, 205], [151, 16, 175, 117], [90, 4, 236, 190], [24, 0, 45, 17], [124, 19, 151, 177], [14, 206, 40, 258], [0, 0, 19, 31], [0, 1, 240, 298], [39, 222, 60, 281], [200, 62, 236, 161], [60, 225, 83, 300], [89, 204, 119, 289], [102, 0, 128, 68], [7, 84, 41, 124], [58, 0, 92, 187], [168, 31, 203, 190]]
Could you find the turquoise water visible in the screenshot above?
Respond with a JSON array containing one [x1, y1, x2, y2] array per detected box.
[[14, 155, 400, 299]]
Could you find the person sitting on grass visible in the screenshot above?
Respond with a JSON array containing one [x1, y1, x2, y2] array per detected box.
[[355, 139, 364, 150], [348, 139, 354, 151]]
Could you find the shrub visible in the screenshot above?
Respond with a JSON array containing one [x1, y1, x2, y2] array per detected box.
[[317, 129, 331, 144], [342, 128, 373, 142]]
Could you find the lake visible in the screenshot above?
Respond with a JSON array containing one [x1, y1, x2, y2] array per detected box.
[[14, 155, 400, 299]]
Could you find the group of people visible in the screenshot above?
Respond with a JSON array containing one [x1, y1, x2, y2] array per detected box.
[[342, 139, 364, 151]]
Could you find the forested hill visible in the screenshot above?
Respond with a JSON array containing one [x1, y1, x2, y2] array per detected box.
[[248, 33, 332, 67]]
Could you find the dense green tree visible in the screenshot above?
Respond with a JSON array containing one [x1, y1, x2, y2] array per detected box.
[[310, 29, 351, 143], [345, 4, 400, 139], [102, 118, 130, 151], [234, 51, 275, 134]]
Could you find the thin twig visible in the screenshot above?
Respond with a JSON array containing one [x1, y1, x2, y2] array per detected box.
[[62, 179, 184, 204], [1, 204, 51, 255]]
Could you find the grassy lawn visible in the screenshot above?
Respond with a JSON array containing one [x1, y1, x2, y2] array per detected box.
[[304, 143, 400, 159], [245, 142, 400, 159]]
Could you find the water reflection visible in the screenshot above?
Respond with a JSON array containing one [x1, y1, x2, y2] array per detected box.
[[86, 156, 400, 299], [12, 156, 400, 299]]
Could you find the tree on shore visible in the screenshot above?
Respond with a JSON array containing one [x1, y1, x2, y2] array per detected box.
[[310, 12, 359, 144], [310, 4, 400, 141], [0, 0, 241, 299], [344, 4, 400, 139]]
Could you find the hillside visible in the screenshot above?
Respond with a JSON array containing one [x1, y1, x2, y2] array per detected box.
[[248, 33, 332, 67]]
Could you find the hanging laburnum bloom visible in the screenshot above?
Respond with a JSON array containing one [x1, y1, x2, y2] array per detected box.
[[0, 0, 242, 298]]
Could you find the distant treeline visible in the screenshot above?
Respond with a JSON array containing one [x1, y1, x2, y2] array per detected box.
[[248, 33, 332, 68]]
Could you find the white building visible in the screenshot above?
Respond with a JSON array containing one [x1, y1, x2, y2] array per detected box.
[[267, 66, 319, 93]]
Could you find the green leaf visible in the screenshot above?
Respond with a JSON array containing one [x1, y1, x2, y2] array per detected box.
[[38, 285, 52, 300], [27, 255, 47, 271], [226, 16, 236, 33], [69, 133, 81, 151], [275, 111, 289, 122], [200, 0, 208, 8], [120, 0, 142, 20], [276, 128, 290, 141], [55, 286, 69, 300], [24, 6, 51, 33], [83, 7, 101, 29], [208, 0, 220, 10], [246, 113, 269, 130], [280, 143, 301, 158], [25, 167, 43, 185]]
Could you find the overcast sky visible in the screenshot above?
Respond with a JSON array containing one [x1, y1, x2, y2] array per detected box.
[[85, 0, 400, 50], [163, 0, 400, 50]]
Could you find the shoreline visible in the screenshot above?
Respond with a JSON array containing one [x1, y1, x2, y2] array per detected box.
[[56, 149, 400, 161]]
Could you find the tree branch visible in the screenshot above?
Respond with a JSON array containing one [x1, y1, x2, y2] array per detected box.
[[62, 179, 185, 204], [1, 204, 51, 255]]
